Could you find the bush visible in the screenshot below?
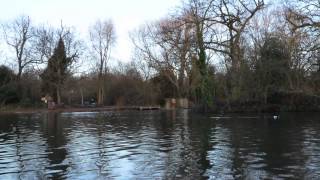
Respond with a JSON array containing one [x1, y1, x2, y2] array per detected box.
[[0, 66, 20, 106]]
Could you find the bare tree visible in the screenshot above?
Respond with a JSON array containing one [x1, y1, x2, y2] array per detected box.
[[286, 0, 320, 72], [35, 23, 81, 66], [131, 16, 194, 98], [285, 0, 320, 30], [89, 19, 116, 105], [204, 0, 265, 69], [183, 0, 216, 107], [204, 0, 265, 99], [1, 15, 38, 80], [131, 51, 153, 81]]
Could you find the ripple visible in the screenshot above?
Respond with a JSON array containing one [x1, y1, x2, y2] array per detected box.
[[0, 112, 320, 179]]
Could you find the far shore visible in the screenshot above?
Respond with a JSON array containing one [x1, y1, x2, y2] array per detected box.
[[1, 104, 319, 115], [0, 106, 162, 114]]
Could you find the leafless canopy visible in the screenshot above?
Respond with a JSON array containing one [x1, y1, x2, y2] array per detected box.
[[1, 15, 38, 79], [89, 19, 116, 76], [89, 19, 116, 105]]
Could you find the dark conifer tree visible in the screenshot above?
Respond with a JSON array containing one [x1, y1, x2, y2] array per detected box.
[[41, 38, 71, 104]]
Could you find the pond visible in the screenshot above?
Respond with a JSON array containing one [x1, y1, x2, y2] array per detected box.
[[0, 110, 319, 179]]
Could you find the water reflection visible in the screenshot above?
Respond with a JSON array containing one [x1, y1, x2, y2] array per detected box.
[[0, 111, 320, 179], [42, 113, 69, 179]]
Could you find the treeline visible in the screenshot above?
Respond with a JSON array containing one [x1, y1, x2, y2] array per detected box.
[[131, 0, 320, 111], [0, 0, 320, 112]]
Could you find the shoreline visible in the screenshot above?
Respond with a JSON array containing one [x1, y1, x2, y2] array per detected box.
[[0, 106, 319, 115], [0, 106, 162, 114]]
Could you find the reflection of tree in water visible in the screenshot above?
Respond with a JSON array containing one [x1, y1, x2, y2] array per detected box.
[[93, 111, 159, 178], [204, 113, 320, 179], [207, 118, 267, 179], [300, 115, 320, 179], [94, 113, 111, 177], [3, 111, 320, 179], [245, 114, 311, 179], [0, 114, 48, 179], [179, 111, 213, 179], [187, 113, 213, 178], [267, 113, 320, 179], [0, 114, 24, 179], [149, 110, 213, 179], [206, 117, 281, 179], [43, 112, 69, 179]]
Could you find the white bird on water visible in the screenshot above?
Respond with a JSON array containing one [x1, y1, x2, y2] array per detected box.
[[273, 115, 279, 120]]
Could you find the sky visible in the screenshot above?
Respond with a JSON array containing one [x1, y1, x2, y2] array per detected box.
[[0, 0, 181, 64]]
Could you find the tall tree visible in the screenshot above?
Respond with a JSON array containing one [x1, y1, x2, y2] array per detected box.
[[132, 16, 195, 98], [1, 15, 38, 80], [206, 0, 265, 99], [41, 38, 72, 104], [184, 0, 215, 109], [89, 19, 116, 105], [286, 0, 320, 79]]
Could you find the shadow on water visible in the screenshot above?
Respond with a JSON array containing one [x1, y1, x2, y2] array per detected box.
[[0, 111, 319, 179]]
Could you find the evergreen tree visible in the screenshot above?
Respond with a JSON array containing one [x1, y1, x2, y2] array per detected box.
[[256, 35, 290, 104], [41, 38, 71, 104]]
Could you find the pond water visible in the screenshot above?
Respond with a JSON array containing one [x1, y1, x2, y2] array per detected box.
[[0, 110, 319, 179]]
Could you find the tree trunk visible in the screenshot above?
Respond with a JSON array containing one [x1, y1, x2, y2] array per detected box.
[[230, 43, 243, 100], [80, 88, 84, 106], [57, 86, 61, 105], [97, 77, 104, 106], [97, 87, 104, 106], [178, 56, 186, 98], [17, 70, 22, 81], [317, 58, 320, 72], [16, 62, 23, 81]]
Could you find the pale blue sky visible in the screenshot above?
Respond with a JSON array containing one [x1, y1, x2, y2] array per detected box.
[[0, 0, 181, 63]]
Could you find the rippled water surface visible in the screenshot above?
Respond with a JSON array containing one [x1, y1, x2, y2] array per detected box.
[[0, 110, 319, 179]]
